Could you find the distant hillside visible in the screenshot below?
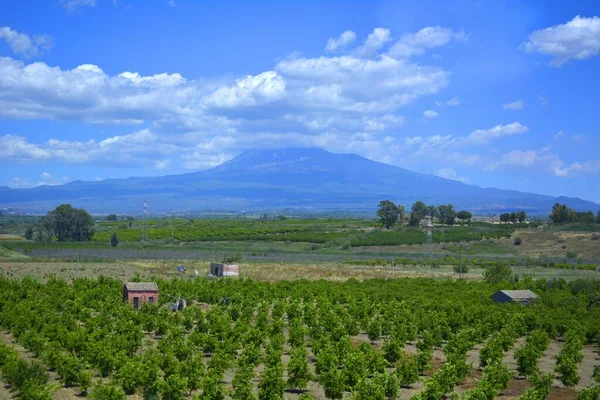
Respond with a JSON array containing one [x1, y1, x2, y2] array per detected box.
[[1, 147, 598, 214]]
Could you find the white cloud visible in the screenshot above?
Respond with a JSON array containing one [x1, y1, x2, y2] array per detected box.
[[203, 71, 286, 108], [60, 0, 97, 11], [521, 15, 600, 66], [485, 147, 600, 177], [502, 100, 524, 110], [436, 168, 469, 183], [554, 160, 600, 177], [423, 109, 439, 119], [436, 96, 460, 106], [0, 27, 52, 58], [553, 130, 563, 139], [0, 26, 464, 171], [355, 28, 392, 57], [466, 122, 529, 145], [446, 97, 460, 106], [325, 30, 356, 52], [572, 134, 585, 142], [9, 172, 70, 188], [388, 26, 466, 58], [167, 0, 176, 6], [537, 96, 549, 108], [155, 159, 172, 169], [0, 129, 177, 168]]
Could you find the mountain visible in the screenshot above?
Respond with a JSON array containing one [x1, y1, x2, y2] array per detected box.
[[1, 147, 598, 214]]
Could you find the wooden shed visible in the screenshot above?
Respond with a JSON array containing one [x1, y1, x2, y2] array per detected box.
[[491, 290, 538, 305], [123, 282, 159, 309], [209, 263, 239, 277]]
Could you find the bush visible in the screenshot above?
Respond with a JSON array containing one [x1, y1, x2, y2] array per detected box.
[[483, 264, 513, 284], [453, 263, 470, 275], [88, 381, 126, 400], [513, 237, 522, 246], [566, 251, 577, 259]]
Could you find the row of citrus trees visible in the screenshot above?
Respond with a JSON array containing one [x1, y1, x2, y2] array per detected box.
[[0, 275, 599, 399]]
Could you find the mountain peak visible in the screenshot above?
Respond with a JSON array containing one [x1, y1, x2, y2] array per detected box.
[[209, 147, 365, 174]]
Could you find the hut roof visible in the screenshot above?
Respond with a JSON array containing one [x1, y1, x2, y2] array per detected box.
[[125, 282, 159, 291], [497, 290, 537, 300]]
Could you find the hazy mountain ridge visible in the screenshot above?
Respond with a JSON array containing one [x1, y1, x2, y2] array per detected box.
[[1, 148, 598, 214]]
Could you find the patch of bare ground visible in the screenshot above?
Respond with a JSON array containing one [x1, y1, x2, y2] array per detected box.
[[503, 336, 527, 372], [538, 340, 563, 388], [515, 230, 600, 260], [578, 344, 599, 390], [497, 378, 531, 399]]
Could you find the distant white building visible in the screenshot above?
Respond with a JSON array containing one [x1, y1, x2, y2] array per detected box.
[[209, 263, 239, 277]]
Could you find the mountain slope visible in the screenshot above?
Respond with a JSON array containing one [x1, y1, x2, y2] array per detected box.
[[1, 148, 597, 214]]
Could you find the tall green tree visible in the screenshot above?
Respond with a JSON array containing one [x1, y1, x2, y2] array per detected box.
[[376, 200, 400, 229], [110, 233, 119, 248], [457, 211, 472, 223], [43, 204, 94, 242], [499, 213, 511, 223], [517, 211, 527, 223], [510, 212, 517, 223], [438, 204, 457, 225], [409, 201, 429, 226], [25, 227, 34, 240]]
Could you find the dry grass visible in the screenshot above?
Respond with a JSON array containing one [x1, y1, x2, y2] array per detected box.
[[514, 230, 600, 260], [0, 234, 25, 242]]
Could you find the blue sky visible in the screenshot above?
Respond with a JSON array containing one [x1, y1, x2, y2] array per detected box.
[[1, 0, 599, 202]]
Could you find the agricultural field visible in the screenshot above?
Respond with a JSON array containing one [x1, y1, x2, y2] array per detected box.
[[0, 276, 599, 400]]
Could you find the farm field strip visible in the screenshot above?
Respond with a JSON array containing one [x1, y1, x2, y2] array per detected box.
[[1, 276, 599, 399]]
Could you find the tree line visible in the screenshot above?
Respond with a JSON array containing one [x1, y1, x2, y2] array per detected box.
[[550, 203, 600, 224], [376, 200, 481, 229]]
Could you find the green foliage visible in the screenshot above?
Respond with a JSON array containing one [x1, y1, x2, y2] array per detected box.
[[110, 232, 119, 247], [25, 226, 34, 240], [438, 204, 457, 225], [555, 322, 585, 387], [395, 351, 420, 388], [453, 262, 469, 275], [258, 364, 285, 400], [88, 381, 126, 400], [161, 374, 188, 400], [483, 263, 513, 284], [231, 366, 256, 400], [578, 385, 600, 400], [287, 346, 314, 390], [319, 367, 345, 399], [377, 200, 401, 229], [0, 271, 599, 400], [519, 372, 554, 400], [106, 214, 118, 221], [197, 371, 226, 400], [457, 211, 472, 223], [551, 203, 597, 224], [43, 204, 94, 242]]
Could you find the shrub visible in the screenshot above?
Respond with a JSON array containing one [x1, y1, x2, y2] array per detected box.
[[483, 264, 513, 284], [88, 381, 126, 400], [513, 237, 522, 246]]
